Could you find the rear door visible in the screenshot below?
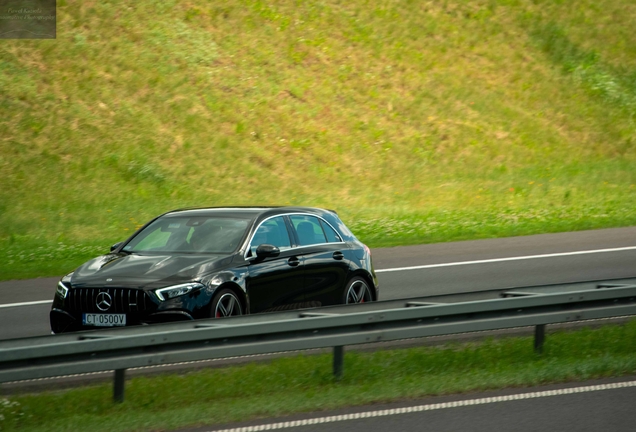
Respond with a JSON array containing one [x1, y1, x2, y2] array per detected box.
[[288, 214, 350, 307]]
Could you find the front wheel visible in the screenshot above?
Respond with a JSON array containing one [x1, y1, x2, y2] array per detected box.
[[210, 288, 243, 318], [344, 277, 373, 304]]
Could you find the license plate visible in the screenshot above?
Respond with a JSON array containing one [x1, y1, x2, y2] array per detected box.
[[82, 313, 126, 327]]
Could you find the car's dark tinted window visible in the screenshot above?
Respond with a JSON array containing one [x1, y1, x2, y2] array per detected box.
[[250, 216, 291, 253], [290, 215, 328, 246], [320, 220, 342, 242]]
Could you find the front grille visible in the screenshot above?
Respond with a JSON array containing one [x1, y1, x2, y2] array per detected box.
[[65, 287, 156, 313]]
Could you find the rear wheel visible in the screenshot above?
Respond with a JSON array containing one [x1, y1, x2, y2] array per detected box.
[[344, 277, 372, 304], [210, 288, 243, 318]]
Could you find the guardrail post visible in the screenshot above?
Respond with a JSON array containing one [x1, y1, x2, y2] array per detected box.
[[333, 346, 344, 380], [534, 325, 546, 354], [114, 369, 126, 403]]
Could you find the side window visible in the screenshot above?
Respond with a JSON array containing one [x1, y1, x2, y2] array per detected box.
[[320, 220, 342, 243], [250, 216, 291, 253], [290, 215, 327, 246]]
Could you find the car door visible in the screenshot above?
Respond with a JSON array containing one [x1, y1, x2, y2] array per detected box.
[[245, 216, 305, 313], [289, 214, 350, 307]]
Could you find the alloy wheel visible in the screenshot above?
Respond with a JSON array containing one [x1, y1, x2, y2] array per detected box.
[[214, 292, 242, 318], [345, 279, 372, 304]]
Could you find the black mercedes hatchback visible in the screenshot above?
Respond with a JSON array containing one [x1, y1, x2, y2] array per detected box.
[[50, 207, 379, 333]]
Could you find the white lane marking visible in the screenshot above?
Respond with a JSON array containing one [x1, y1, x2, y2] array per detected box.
[[206, 380, 636, 432], [0, 300, 52, 308], [3, 246, 636, 308], [375, 246, 636, 273]]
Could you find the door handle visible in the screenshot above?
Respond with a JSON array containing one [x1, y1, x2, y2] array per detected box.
[[288, 257, 301, 267], [332, 251, 344, 260]]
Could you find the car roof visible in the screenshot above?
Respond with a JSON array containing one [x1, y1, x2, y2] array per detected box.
[[161, 206, 336, 220]]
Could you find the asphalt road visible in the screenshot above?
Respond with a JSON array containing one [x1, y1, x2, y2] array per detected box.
[[2, 226, 636, 340], [194, 378, 636, 432]]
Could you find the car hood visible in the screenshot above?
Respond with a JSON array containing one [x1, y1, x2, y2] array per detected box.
[[70, 252, 236, 289]]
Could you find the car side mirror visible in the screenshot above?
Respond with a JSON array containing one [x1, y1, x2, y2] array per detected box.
[[110, 242, 123, 252], [255, 244, 280, 259]]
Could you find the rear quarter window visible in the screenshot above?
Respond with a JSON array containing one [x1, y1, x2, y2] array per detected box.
[[320, 220, 342, 242]]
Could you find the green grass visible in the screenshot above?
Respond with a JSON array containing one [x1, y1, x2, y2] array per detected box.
[[1, 0, 636, 280], [2, 320, 636, 431]]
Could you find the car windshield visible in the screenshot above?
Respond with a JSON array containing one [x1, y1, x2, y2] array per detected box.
[[123, 216, 251, 254]]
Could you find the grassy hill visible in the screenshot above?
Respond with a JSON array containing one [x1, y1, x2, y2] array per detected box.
[[1, 0, 636, 280]]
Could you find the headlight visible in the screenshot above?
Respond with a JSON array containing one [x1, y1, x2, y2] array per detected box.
[[155, 282, 204, 301], [56, 281, 69, 299], [56, 272, 74, 299]]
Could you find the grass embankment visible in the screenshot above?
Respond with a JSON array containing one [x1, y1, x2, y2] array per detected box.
[[2, 0, 636, 280], [1, 321, 636, 431]]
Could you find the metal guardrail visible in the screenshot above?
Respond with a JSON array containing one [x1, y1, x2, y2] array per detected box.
[[1, 283, 635, 402]]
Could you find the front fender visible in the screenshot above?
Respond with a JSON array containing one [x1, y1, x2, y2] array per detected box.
[[204, 270, 250, 314]]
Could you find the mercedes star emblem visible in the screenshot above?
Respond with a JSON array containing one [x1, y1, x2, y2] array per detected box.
[[96, 292, 112, 311]]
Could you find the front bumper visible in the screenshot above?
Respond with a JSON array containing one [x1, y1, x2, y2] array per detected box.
[[49, 308, 195, 333]]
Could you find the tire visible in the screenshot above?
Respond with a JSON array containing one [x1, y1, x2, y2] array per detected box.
[[344, 276, 373, 304], [210, 288, 243, 318]]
